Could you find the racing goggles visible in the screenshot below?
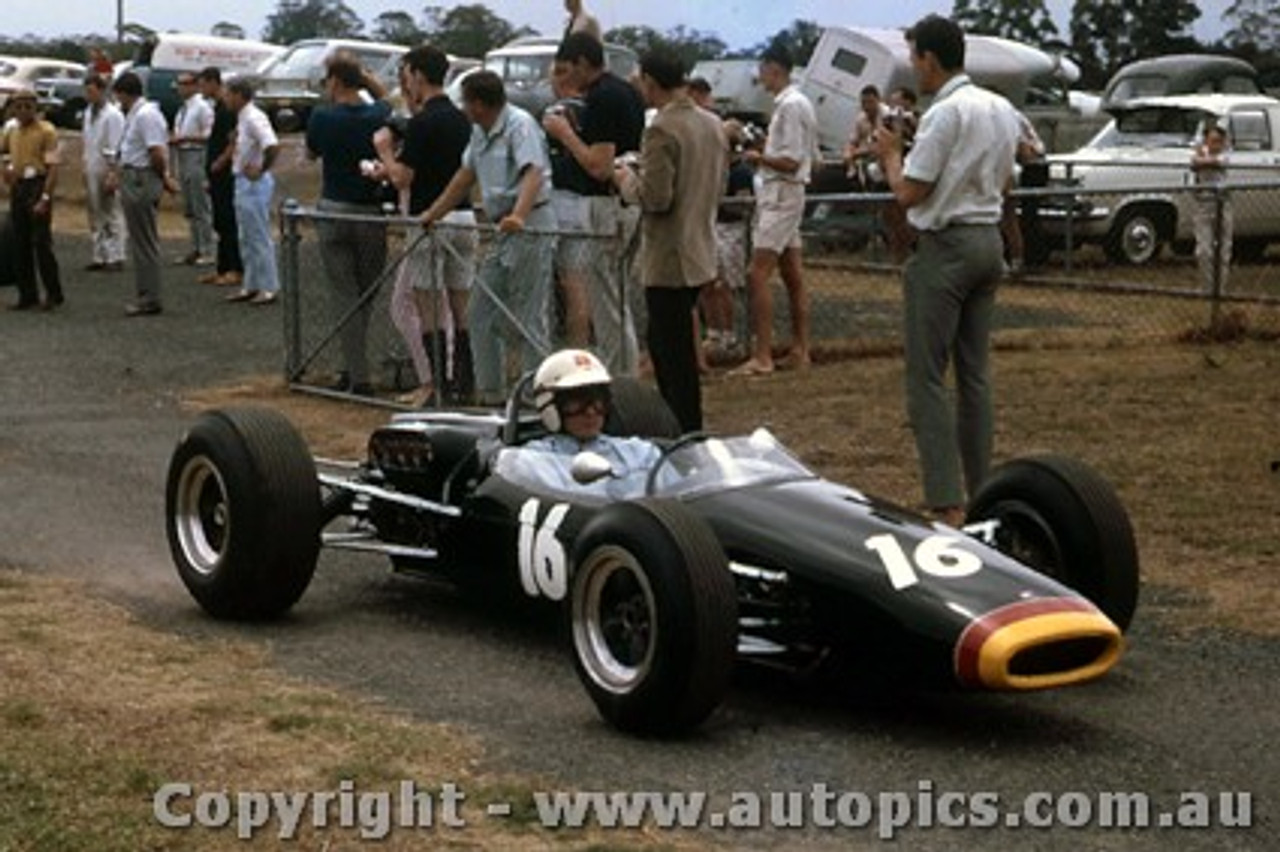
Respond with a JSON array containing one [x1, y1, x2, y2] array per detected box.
[[558, 386, 611, 416]]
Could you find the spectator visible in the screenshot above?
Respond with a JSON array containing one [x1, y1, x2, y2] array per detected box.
[[109, 72, 178, 317], [563, 0, 602, 41], [196, 67, 243, 287], [222, 78, 281, 307], [304, 53, 393, 395], [999, 109, 1046, 275], [545, 58, 592, 347], [88, 47, 114, 76], [374, 45, 476, 406], [873, 14, 1019, 528], [170, 72, 215, 267], [542, 31, 647, 376], [1, 89, 63, 311], [1190, 123, 1232, 294], [81, 73, 126, 273], [734, 43, 817, 376], [420, 70, 555, 406], [613, 48, 727, 432], [842, 85, 885, 189], [703, 118, 755, 366]]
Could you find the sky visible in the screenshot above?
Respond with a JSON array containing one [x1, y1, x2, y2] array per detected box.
[[2, 1, 1230, 49]]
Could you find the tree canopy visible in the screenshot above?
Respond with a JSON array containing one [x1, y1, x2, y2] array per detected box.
[[262, 0, 364, 44], [951, 0, 1059, 46], [1069, 0, 1202, 88]]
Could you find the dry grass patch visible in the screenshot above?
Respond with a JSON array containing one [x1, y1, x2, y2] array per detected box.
[[0, 574, 679, 851]]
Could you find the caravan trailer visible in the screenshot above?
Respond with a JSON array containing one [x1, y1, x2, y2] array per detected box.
[[799, 27, 1081, 154]]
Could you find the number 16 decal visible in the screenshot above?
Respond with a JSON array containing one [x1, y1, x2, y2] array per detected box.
[[864, 534, 982, 590], [518, 498, 570, 600]]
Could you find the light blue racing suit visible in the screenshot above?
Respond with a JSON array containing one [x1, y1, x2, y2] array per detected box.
[[493, 433, 662, 501]]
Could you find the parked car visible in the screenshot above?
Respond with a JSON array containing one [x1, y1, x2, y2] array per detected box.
[[482, 36, 638, 118], [1101, 54, 1260, 111], [1042, 94, 1280, 265], [0, 56, 85, 117], [254, 38, 407, 132]]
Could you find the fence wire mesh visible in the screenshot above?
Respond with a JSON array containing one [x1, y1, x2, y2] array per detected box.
[[281, 181, 1279, 405]]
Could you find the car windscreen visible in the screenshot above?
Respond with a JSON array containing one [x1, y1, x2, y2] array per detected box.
[[1106, 107, 1207, 147], [264, 44, 329, 78], [653, 430, 816, 500]]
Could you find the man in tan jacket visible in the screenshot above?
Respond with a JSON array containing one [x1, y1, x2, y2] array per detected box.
[[613, 48, 727, 432]]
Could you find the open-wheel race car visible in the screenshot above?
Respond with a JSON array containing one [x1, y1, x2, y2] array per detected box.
[[165, 375, 1139, 735]]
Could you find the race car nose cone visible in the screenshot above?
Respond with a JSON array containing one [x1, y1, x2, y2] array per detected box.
[[955, 598, 1123, 690]]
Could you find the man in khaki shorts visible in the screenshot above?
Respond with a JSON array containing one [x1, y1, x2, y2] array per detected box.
[[734, 43, 816, 376]]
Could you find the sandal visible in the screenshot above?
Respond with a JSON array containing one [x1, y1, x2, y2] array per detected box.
[[727, 358, 775, 377]]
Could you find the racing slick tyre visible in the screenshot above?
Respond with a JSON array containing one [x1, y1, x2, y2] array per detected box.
[[165, 407, 321, 620], [570, 499, 738, 735], [604, 377, 682, 439], [968, 455, 1139, 631]]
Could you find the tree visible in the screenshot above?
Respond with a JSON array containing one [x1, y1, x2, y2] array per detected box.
[[1069, 0, 1202, 88], [372, 10, 425, 46], [1223, 0, 1280, 53], [952, 0, 1059, 46], [262, 0, 364, 45], [421, 4, 534, 58], [604, 25, 727, 68], [212, 22, 246, 40], [738, 20, 822, 67]]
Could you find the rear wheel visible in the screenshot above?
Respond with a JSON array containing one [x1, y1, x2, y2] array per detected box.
[[570, 499, 738, 735], [1105, 208, 1166, 265], [968, 455, 1139, 630], [165, 408, 321, 620]]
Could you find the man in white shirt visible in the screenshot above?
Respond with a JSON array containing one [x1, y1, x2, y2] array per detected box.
[[109, 71, 178, 316], [874, 15, 1019, 527], [223, 78, 281, 305], [170, 73, 215, 266], [734, 43, 816, 376], [81, 72, 126, 272]]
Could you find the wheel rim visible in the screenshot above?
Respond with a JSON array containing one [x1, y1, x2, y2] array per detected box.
[[573, 546, 657, 694], [174, 455, 231, 575], [985, 499, 1066, 583], [1122, 217, 1157, 263]]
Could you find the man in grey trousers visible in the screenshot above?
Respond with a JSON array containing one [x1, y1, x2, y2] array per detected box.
[[874, 15, 1019, 527], [109, 72, 178, 316]]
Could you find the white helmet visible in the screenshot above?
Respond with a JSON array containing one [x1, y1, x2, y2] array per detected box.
[[533, 349, 611, 433]]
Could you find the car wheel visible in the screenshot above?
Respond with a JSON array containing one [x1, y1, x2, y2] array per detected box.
[[1105, 208, 1164, 265], [165, 408, 321, 620], [570, 499, 738, 735], [604, 377, 682, 439], [967, 455, 1139, 631]]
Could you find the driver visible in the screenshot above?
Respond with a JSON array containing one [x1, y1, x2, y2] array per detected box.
[[494, 349, 661, 497]]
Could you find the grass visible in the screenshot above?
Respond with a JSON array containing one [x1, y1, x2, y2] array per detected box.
[[0, 575, 683, 851]]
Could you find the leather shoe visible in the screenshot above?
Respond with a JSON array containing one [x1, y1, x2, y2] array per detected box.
[[124, 301, 162, 317], [41, 294, 65, 311], [85, 261, 106, 271], [8, 301, 39, 311], [225, 289, 258, 302]]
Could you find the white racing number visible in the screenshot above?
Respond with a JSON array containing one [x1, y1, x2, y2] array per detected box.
[[864, 533, 983, 591], [517, 498, 571, 600]]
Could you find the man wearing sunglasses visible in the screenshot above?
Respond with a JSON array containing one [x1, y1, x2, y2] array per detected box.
[[495, 348, 661, 498]]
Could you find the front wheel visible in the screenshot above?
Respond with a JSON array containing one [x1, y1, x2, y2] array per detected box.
[[165, 408, 321, 620], [570, 499, 738, 735], [968, 455, 1139, 630]]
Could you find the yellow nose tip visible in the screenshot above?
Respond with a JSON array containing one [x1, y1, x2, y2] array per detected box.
[[955, 598, 1124, 690]]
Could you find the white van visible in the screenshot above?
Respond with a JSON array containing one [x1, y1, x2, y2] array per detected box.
[[799, 27, 1081, 154], [131, 33, 283, 121]]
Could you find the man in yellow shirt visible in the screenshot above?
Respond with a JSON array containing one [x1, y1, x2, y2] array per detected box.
[[1, 89, 63, 310]]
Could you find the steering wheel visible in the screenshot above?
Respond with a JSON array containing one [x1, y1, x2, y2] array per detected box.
[[501, 371, 537, 446], [644, 431, 711, 496]]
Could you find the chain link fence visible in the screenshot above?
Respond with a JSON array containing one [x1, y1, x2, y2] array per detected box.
[[280, 181, 1280, 404]]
